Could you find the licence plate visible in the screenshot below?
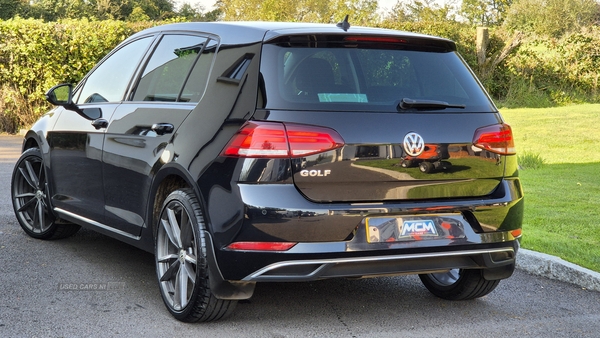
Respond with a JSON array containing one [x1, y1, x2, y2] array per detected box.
[[365, 215, 465, 243]]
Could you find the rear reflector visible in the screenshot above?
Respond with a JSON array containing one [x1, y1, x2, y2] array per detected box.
[[510, 229, 522, 238], [473, 124, 516, 155], [226, 242, 297, 251], [222, 121, 344, 158]]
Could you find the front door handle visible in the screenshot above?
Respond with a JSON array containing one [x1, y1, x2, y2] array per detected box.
[[91, 118, 109, 130], [151, 123, 174, 135]]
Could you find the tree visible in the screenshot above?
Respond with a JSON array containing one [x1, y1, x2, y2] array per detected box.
[[504, 0, 600, 37], [460, 0, 512, 26], [26, 0, 95, 21], [128, 6, 151, 21], [16, 0, 177, 21], [218, 0, 378, 25], [387, 0, 456, 22], [0, 0, 24, 20], [177, 3, 202, 21]]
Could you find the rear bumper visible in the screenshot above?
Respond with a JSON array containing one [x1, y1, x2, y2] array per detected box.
[[242, 245, 518, 282], [209, 178, 522, 282]]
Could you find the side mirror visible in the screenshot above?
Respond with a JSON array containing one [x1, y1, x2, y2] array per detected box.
[[46, 83, 74, 106], [45, 84, 101, 120]]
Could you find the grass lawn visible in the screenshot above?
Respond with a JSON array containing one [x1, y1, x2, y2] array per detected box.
[[501, 104, 600, 272]]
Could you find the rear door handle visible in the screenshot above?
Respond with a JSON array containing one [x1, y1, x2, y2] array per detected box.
[[151, 123, 174, 135]]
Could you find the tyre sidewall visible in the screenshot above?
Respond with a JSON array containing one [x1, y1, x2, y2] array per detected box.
[[11, 147, 57, 239], [154, 189, 209, 322], [419, 269, 500, 300]]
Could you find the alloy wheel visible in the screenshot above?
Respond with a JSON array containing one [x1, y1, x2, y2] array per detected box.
[[12, 152, 53, 234], [156, 199, 198, 311], [428, 269, 461, 286]]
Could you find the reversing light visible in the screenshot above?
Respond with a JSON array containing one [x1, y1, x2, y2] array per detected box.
[[472, 124, 516, 155], [226, 242, 297, 251], [222, 121, 344, 158]]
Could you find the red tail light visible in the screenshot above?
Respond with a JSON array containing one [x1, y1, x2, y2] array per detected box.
[[473, 124, 516, 155], [222, 121, 344, 158]]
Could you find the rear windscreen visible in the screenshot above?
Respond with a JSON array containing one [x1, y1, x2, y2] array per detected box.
[[260, 37, 496, 113]]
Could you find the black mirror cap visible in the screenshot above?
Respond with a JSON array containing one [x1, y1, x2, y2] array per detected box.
[[45, 83, 74, 106], [45, 83, 92, 118]]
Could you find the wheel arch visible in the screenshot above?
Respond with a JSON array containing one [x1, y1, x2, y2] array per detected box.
[[146, 163, 197, 243], [23, 134, 40, 151], [146, 163, 255, 300]]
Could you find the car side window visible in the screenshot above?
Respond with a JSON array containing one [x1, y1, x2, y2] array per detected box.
[[132, 35, 208, 102], [180, 39, 217, 102], [76, 37, 153, 104]]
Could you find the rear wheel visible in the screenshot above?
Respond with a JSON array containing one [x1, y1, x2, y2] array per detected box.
[[419, 161, 434, 173], [419, 269, 500, 300], [155, 188, 237, 322], [11, 148, 80, 239]]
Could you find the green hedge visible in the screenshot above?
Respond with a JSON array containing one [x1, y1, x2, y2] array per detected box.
[[0, 18, 155, 133], [503, 29, 600, 107], [2, 18, 600, 133]]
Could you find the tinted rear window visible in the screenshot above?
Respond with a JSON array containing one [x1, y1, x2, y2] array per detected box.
[[260, 37, 496, 113]]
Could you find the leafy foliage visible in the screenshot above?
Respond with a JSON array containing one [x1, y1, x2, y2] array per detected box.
[[460, 0, 512, 26], [0, 0, 23, 20], [504, 0, 600, 37], [1, 0, 217, 22], [497, 28, 600, 106], [387, 0, 457, 22], [218, 0, 378, 25], [0, 18, 155, 132]]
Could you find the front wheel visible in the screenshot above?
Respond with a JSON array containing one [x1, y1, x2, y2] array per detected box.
[[155, 188, 237, 322], [419, 269, 500, 300], [11, 147, 80, 239]]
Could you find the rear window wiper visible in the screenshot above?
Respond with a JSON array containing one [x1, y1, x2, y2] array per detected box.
[[397, 98, 466, 111]]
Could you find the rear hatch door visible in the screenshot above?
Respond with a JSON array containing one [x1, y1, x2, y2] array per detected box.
[[259, 33, 510, 202]]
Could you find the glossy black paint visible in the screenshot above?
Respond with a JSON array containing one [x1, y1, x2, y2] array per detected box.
[[19, 22, 523, 300]]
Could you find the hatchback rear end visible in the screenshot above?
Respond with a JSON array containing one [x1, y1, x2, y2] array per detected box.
[[14, 21, 523, 323], [212, 27, 523, 301]]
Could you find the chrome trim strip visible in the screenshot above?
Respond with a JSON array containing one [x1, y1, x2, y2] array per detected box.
[[243, 248, 514, 281], [54, 208, 141, 240]]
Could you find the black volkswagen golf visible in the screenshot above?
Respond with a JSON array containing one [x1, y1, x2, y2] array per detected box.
[[11, 20, 523, 322]]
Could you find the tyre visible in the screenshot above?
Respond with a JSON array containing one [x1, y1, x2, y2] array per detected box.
[[400, 159, 413, 168], [155, 188, 237, 322], [419, 269, 500, 300], [11, 148, 80, 240], [418, 161, 434, 173]]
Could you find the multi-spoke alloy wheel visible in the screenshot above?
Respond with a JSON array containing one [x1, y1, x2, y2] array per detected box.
[[419, 268, 500, 300], [11, 148, 80, 240], [155, 188, 236, 322]]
